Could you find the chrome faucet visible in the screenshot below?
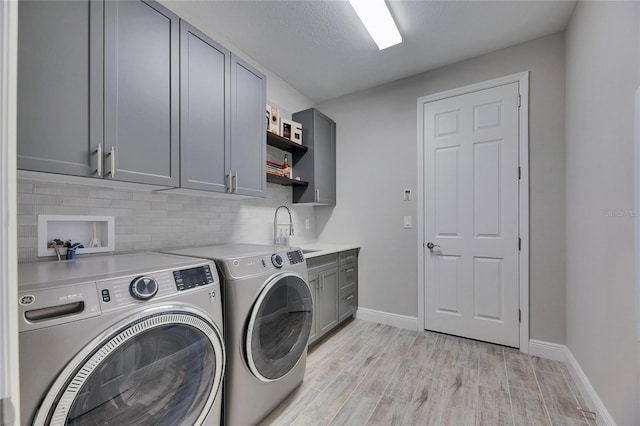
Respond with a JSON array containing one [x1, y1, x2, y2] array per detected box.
[[274, 205, 294, 245]]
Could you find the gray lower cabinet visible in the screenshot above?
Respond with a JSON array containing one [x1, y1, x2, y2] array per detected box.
[[17, 0, 103, 177], [307, 250, 358, 346], [291, 108, 336, 205], [104, 0, 179, 186]]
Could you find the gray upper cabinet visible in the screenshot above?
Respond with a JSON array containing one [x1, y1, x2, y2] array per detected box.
[[179, 20, 230, 193], [17, 0, 103, 177], [291, 108, 336, 205], [230, 54, 266, 197], [104, 0, 179, 186]]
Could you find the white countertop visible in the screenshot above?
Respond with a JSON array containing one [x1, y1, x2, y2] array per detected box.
[[300, 243, 361, 259]]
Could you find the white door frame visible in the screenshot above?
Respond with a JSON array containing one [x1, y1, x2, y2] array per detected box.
[[0, 0, 20, 423], [417, 72, 530, 353]]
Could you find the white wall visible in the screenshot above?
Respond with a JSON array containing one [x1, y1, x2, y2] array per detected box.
[[565, 2, 640, 424], [316, 33, 567, 344]]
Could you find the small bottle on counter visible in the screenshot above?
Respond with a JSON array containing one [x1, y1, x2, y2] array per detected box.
[[283, 154, 291, 179]]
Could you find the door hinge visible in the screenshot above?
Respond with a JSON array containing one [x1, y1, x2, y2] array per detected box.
[[1, 397, 15, 426], [518, 166, 521, 180], [518, 237, 521, 251], [519, 309, 522, 323], [517, 94, 521, 107]]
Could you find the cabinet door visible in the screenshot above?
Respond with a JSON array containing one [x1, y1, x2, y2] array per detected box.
[[104, 0, 179, 186], [313, 111, 336, 205], [17, 0, 103, 177], [229, 54, 266, 197], [317, 269, 339, 335], [180, 21, 230, 193], [307, 273, 319, 345]]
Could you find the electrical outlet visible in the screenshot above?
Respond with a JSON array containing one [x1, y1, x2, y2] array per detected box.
[[404, 216, 412, 229], [404, 189, 411, 201]]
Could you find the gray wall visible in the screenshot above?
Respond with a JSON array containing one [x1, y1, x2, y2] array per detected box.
[[316, 33, 567, 344], [565, 2, 640, 424]]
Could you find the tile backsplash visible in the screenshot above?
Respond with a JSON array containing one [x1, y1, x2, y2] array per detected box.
[[17, 178, 317, 263]]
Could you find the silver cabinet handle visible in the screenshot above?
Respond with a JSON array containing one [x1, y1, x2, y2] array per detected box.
[[109, 146, 115, 178], [96, 143, 102, 177], [315, 188, 320, 202], [346, 255, 354, 261], [345, 268, 354, 274], [320, 274, 323, 292], [233, 171, 238, 193], [226, 171, 232, 193], [346, 295, 354, 301]]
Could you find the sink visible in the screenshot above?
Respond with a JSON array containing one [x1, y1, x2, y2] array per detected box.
[[302, 249, 320, 254]]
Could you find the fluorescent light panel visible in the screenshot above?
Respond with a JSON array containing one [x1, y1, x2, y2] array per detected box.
[[349, 0, 402, 50]]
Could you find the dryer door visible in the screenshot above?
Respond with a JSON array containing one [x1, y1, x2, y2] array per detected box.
[[34, 306, 225, 426], [246, 272, 313, 382]]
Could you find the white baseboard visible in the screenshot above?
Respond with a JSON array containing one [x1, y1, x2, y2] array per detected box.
[[528, 339, 567, 361], [529, 339, 616, 426], [355, 308, 419, 330]]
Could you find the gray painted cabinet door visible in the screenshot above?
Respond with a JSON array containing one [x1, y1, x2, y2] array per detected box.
[[292, 109, 336, 205], [104, 0, 179, 186], [17, 0, 103, 177], [180, 21, 230, 193], [317, 269, 339, 335], [229, 54, 266, 197], [308, 273, 319, 345]]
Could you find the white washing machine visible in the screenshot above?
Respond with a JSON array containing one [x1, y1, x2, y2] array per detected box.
[[18, 252, 225, 426], [164, 244, 312, 426]]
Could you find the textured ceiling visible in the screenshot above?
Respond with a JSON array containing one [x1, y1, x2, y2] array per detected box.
[[167, 1, 576, 103]]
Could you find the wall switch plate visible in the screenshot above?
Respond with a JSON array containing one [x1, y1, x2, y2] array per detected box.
[[404, 216, 412, 228], [404, 189, 411, 201]]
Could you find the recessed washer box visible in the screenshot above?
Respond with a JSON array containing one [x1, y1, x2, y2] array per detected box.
[[37, 215, 115, 258]]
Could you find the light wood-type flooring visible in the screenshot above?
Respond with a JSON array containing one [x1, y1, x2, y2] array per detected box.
[[261, 319, 596, 426]]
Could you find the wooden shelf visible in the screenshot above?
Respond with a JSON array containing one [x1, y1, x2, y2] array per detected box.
[[267, 132, 308, 153], [266, 174, 309, 186]]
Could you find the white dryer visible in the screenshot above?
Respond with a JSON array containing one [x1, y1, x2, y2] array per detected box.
[[164, 244, 312, 426], [18, 252, 225, 426]]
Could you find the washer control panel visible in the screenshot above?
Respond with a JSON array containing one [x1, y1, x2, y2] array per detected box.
[[173, 265, 215, 291], [287, 250, 304, 265]]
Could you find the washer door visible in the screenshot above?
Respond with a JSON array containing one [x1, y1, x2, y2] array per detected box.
[[35, 306, 225, 426], [246, 272, 313, 382]]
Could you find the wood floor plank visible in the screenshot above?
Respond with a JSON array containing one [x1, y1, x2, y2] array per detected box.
[[353, 356, 402, 400], [429, 349, 479, 389], [328, 393, 377, 426], [478, 345, 508, 392], [510, 385, 552, 426], [531, 356, 567, 376], [259, 382, 320, 426], [537, 370, 585, 421], [404, 333, 439, 369], [301, 372, 360, 424], [549, 413, 588, 426], [338, 322, 385, 357], [303, 351, 353, 391], [366, 395, 408, 425], [378, 333, 417, 364], [404, 375, 476, 426], [383, 360, 424, 402], [505, 351, 539, 391], [477, 385, 513, 426]]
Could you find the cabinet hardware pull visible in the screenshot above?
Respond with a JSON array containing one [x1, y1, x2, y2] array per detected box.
[[345, 268, 354, 273], [109, 146, 115, 178], [315, 188, 320, 202], [96, 144, 102, 177], [346, 295, 354, 301], [226, 172, 232, 193], [233, 171, 238, 192]]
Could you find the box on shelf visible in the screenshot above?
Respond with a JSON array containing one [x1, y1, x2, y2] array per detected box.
[[280, 118, 292, 140], [267, 104, 280, 134], [291, 121, 302, 145]]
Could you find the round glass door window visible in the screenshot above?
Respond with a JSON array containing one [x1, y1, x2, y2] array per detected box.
[[38, 310, 224, 426], [246, 273, 313, 382]]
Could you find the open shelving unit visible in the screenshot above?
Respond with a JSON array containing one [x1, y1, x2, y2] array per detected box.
[[266, 131, 308, 186]]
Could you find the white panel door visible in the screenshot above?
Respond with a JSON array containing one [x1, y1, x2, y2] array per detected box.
[[423, 82, 520, 347]]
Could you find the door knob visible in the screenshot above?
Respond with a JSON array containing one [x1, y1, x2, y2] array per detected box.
[[426, 242, 440, 250]]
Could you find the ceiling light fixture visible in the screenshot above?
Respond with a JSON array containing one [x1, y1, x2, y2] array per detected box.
[[348, 0, 402, 50]]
